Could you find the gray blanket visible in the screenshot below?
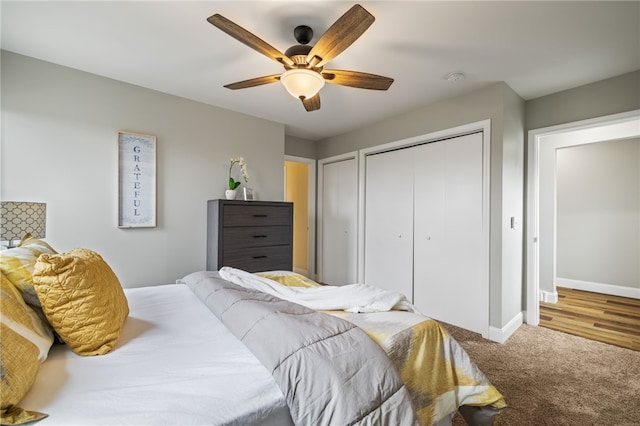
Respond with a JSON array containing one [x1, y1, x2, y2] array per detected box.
[[183, 271, 419, 426]]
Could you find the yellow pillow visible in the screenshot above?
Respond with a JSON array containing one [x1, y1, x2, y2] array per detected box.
[[255, 270, 321, 288], [0, 233, 57, 309], [32, 248, 129, 356], [0, 273, 53, 425]]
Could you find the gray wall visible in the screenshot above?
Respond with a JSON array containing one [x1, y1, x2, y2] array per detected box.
[[285, 135, 317, 159], [317, 82, 507, 159], [526, 70, 640, 131], [556, 138, 639, 289], [500, 84, 526, 325], [1, 51, 286, 287]]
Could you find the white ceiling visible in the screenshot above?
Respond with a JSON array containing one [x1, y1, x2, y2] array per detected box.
[[2, 1, 639, 141]]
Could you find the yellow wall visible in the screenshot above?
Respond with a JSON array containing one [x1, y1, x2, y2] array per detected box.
[[284, 161, 309, 273]]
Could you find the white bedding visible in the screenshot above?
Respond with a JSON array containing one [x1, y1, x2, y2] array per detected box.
[[218, 266, 417, 313], [19, 284, 293, 426]]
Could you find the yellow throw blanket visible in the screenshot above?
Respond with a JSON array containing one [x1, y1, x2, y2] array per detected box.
[[323, 310, 506, 425]]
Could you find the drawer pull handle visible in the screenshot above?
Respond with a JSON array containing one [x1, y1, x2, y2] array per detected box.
[[253, 214, 268, 217], [253, 235, 268, 238], [252, 255, 267, 259]]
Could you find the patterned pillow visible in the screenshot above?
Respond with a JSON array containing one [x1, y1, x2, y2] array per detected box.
[[255, 270, 321, 288], [0, 273, 54, 425], [32, 248, 129, 356], [0, 233, 57, 309]]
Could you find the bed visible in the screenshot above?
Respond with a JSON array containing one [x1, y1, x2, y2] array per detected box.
[[17, 283, 293, 426], [1, 236, 505, 426]]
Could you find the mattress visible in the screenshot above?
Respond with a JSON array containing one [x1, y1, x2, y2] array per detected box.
[[19, 284, 293, 426]]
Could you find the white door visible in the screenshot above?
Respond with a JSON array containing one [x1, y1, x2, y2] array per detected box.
[[364, 148, 414, 300], [321, 158, 357, 285], [413, 132, 486, 334]]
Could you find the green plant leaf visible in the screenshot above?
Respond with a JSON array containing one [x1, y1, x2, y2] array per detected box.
[[229, 177, 241, 190]]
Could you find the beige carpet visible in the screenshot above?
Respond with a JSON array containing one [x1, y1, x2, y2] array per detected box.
[[442, 323, 640, 426]]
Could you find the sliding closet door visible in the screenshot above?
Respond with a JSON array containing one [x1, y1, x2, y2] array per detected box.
[[413, 132, 486, 334], [321, 158, 358, 285], [364, 148, 414, 300]]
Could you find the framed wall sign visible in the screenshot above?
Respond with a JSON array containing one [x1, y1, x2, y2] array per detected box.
[[118, 131, 157, 228]]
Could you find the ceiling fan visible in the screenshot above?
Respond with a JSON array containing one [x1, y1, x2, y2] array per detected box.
[[207, 4, 394, 112]]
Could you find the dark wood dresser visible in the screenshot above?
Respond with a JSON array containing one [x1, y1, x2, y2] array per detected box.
[[206, 199, 293, 272]]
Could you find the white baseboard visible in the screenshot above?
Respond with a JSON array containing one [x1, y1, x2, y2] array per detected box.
[[540, 290, 558, 303], [556, 278, 640, 300], [488, 312, 523, 344]]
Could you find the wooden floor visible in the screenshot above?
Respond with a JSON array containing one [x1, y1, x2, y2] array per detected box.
[[540, 287, 640, 351]]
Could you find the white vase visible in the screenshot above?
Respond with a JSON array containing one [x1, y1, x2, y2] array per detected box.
[[225, 189, 238, 200]]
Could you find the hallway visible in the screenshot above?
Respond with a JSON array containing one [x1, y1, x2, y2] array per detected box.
[[540, 287, 640, 351]]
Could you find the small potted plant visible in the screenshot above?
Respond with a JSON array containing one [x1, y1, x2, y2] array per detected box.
[[225, 157, 249, 199]]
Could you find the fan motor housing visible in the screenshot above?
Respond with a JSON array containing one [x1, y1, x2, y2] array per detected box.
[[284, 44, 312, 62], [285, 25, 315, 66]]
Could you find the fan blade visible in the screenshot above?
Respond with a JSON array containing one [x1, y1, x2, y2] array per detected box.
[[306, 4, 375, 67], [322, 70, 393, 90], [224, 74, 281, 90], [208, 14, 294, 67], [302, 94, 321, 111]]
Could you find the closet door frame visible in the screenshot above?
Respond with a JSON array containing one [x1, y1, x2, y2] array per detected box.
[[318, 152, 359, 284], [358, 120, 491, 335]]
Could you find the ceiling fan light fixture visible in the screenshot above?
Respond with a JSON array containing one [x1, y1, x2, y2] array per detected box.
[[209, 4, 391, 111], [280, 69, 325, 100]]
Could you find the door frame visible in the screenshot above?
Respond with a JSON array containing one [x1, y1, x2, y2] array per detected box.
[[284, 155, 317, 279], [525, 109, 640, 326]]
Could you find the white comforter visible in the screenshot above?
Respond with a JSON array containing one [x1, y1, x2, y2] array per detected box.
[[218, 266, 418, 313]]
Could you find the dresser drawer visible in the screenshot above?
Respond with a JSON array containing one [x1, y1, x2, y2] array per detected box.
[[207, 200, 294, 272], [223, 226, 291, 249], [223, 204, 291, 227], [222, 245, 292, 272]]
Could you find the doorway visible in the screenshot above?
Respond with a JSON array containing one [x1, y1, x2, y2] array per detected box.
[[526, 110, 640, 325], [284, 156, 316, 279]]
